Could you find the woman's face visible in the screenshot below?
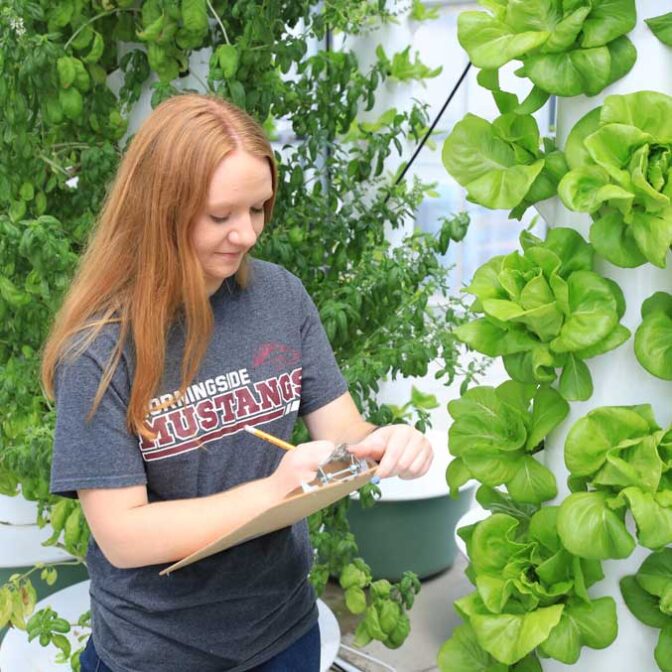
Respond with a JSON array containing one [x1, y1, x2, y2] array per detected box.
[[191, 150, 273, 295]]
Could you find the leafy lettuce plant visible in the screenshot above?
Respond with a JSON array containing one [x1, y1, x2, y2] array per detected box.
[[645, 12, 672, 47], [620, 548, 672, 672], [558, 91, 672, 268], [635, 292, 672, 380], [447, 380, 568, 504], [442, 111, 568, 218], [438, 488, 616, 671], [454, 227, 630, 401], [457, 0, 636, 98], [558, 404, 672, 560]]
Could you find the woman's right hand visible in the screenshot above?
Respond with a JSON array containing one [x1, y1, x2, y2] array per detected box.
[[270, 440, 337, 497]]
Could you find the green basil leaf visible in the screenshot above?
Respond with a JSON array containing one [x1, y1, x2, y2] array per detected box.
[[216, 44, 239, 79]]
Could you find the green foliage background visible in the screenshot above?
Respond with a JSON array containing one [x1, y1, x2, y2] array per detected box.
[[0, 0, 475, 663]]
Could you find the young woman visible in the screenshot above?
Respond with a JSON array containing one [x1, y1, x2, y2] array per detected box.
[[42, 93, 433, 672]]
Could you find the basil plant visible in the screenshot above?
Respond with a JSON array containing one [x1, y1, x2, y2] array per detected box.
[[621, 548, 672, 672], [457, 0, 636, 99], [438, 489, 616, 671], [559, 91, 672, 268], [447, 380, 568, 505], [454, 227, 630, 401], [558, 404, 672, 561]]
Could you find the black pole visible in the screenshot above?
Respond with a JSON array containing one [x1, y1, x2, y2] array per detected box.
[[385, 61, 472, 203]]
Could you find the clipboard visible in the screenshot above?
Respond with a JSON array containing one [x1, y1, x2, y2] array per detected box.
[[159, 457, 377, 575]]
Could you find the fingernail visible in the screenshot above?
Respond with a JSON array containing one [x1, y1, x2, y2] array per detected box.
[[371, 475, 380, 485]]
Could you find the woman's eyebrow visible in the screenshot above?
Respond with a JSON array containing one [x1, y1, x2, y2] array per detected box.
[[208, 193, 273, 209]]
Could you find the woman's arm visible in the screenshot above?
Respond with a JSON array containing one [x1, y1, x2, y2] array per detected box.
[[303, 392, 434, 480], [79, 439, 337, 569]]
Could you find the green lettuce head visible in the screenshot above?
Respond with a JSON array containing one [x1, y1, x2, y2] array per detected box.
[[559, 91, 672, 268], [621, 548, 672, 672], [559, 404, 672, 560], [635, 292, 672, 380], [442, 111, 568, 218], [447, 380, 568, 504], [454, 227, 630, 401], [438, 496, 616, 669], [457, 0, 636, 98]]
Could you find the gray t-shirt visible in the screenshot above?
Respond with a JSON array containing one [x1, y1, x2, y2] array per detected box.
[[50, 259, 348, 672]]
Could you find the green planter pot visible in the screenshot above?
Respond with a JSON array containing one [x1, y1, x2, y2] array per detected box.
[[346, 431, 474, 581], [347, 484, 474, 581]]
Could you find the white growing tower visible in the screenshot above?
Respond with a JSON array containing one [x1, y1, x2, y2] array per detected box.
[[542, 2, 672, 669]]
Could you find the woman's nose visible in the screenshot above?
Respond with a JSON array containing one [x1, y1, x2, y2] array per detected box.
[[227, 214, 258, 247]]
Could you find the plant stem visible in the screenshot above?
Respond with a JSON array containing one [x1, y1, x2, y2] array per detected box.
[[64, 8, 139, 52], [206, 0, 230, 46], [186, 68, 212, 93], [12, 558, 84, 583], [50, 143, 91, 150], [38, 154, 71, 177]]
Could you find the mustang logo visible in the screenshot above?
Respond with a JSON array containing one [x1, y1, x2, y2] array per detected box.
[[253, 342, 300, 370]]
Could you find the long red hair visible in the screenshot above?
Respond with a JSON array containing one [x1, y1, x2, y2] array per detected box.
[[41, 93, 277, 438]]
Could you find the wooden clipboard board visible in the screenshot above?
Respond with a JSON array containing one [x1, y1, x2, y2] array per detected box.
[[159, 458, 377, 575]]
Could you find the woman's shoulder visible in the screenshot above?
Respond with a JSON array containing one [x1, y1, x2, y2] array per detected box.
[[247, 257, 305, 296], [60, 319, 130, 372]]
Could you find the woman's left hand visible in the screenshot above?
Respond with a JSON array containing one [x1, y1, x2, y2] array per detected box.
[[346, 425, 433, 480]]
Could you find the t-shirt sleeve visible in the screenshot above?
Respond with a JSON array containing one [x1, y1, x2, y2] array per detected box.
[[50, 351, 147, 499], [296, 283, 349, 416]]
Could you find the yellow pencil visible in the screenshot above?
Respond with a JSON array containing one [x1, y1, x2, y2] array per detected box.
[[244, 425, 295, 452]]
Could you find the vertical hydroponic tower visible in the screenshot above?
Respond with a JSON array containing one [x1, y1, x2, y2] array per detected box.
[[544, 1, 672, 669], [439, 1, 672, 671]]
